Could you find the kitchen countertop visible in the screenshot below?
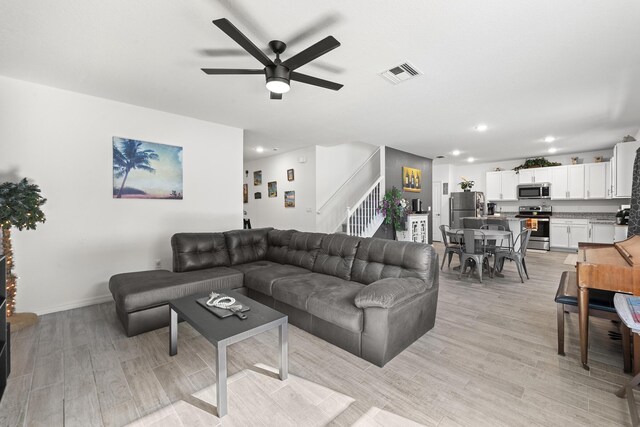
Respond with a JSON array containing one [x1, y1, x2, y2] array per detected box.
[[487, 211, 623, 225]]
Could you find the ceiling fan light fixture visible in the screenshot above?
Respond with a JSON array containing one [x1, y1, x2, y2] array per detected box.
[[266, 79, 290, 94]]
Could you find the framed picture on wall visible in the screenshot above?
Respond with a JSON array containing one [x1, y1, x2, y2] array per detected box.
[[243, 184, 248, 203], [284, 191, 295, 207], [112, 137, 183, 199], [254, 170, 262, 185], [402, 166, 422, 193], [268, 181, 277, 197], [287, 169, 295, 181], [255, 192, 262, 199]]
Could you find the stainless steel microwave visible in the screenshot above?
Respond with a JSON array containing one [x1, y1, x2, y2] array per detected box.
[[517, 183, 551, 199]]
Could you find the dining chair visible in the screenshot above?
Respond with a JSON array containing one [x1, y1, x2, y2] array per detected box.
[[493, 228, 532, 283], [480, 224, 509, 254], [459, 229, 492, 283], [462, 218, 485, 229], [439, 225, 462, 270]]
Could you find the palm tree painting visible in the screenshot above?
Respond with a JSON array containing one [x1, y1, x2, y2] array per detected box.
[[113, 137, 183, 199]]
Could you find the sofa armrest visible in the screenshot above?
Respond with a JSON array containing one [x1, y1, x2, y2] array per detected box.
[[355, 277, 428, 309]]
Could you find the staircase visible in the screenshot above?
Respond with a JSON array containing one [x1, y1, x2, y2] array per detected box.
[[345, 177, 385, 237], [316, 147, 385, 237]]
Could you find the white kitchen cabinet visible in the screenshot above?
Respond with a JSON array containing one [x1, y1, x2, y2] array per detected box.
[[550, 218, 589, 250], [485, 171, 518, 201], [550, 166, 568, 199], [517, 167, 552, 184], [615, 225, 629, 242], [585, 162, 608, 199], [551, 165, 585, 199], [613, 141, 640, 198], [590, 223, 615, 244], [569, 222, 590, 248], [550, 221, 570, 248]]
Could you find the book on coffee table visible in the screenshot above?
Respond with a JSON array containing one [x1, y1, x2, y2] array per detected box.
[[196, 296, 250, 319], [626, 296, 640, 323]]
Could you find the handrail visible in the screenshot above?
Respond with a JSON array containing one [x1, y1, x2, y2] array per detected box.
[[346, 176, 384, 217], [316, 146, 381, 214]]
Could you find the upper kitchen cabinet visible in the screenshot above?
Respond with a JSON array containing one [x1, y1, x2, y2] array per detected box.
[[486, 170, 519, 201], [612, 140, 640, 198], [585, 162, 610, 199], [550, 165, 585, 199], [518, 167, 552, 184]]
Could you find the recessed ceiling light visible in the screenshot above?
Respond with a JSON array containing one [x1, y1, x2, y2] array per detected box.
[[474, 124, 488, 132], [452, 150, 461, 156], [467, 157, 475, 163], [255, 146, 264, 153], [544, 136, 556, 143], [548, 147, 557, 154]]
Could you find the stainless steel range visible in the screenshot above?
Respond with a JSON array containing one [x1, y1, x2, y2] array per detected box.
[[516, 205, 552, 251]]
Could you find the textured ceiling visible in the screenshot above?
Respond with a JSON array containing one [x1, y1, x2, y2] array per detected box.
[[1, 0, 639, 163]]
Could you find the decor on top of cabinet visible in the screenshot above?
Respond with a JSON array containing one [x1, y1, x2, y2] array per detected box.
[[459, 177, 475, 191], [113, 137, 183, 199], [284, 191, 295, 207], [287, 169, 294, 181], [512, 157, 561, 173], [268, 181, 277, 198], [402, 167, 422, 193], [594, 156, 603, 163], [571, 157, 579, 165], [623, 135, 637, 143], [377, 187, 410, 240], [253, 170, 262, 185], [243, 184, 248, 203], [0, 178, 46, 328]]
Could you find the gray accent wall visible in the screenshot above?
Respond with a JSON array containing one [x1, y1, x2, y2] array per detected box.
[[374, 147, 433, 242]]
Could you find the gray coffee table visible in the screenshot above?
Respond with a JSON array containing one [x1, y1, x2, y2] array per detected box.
[[168, 290, 288, 417]]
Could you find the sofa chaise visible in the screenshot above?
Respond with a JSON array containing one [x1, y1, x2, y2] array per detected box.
[[109, 228, 439, 366]]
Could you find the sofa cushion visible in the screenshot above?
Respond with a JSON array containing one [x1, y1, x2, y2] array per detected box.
[[244, 264, 312, 296], [109, 267, 243, 313], [355, 277, 427, 309], [285, 232, 325, 270], [171, 233, 230, 272], [265, 229, 296, 264], [312, 234, 361, 281], [307, 281, 365, 332], [351, 238, 435, 286], [224, 228, 272, 265], [272, 272, 351, 312], [229, 260, 279, 274]]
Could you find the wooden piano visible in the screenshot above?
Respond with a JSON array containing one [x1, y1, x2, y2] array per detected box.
[[577, 235, 640, 370]]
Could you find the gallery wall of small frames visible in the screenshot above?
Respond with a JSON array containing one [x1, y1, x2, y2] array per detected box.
[[245, 168, 295, 207]]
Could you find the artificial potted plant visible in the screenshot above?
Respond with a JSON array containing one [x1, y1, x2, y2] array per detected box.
[[378, 186, 410, 240], [459, 177, 475, 191], [0, 178, 46, 330]]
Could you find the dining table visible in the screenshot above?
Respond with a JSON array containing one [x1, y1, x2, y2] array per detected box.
[[445, 228, 514, 276]]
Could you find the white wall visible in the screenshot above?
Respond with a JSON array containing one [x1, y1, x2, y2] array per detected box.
[[0, 76, 243, 314], [243, 146, 316, 231], [316, 142, 378, 207]]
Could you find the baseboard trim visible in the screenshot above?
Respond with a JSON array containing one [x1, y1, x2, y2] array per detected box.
[[28, 294, 113, 316]]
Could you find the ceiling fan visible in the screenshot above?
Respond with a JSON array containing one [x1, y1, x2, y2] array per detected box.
[[201, 18, 343, 100]]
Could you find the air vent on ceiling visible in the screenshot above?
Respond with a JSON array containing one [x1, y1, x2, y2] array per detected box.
[[379, 61, 423, 85]]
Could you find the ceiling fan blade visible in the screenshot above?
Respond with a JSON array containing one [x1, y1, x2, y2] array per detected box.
[[286, 13, 341, 46], [201, 68, 264, 75], [291, 72, 343, 91], [212, 18, 274, 67], [270, 92, 282, 100], [282, 36, 341, 71]]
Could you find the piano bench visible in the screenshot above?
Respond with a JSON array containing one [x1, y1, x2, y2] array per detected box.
[[555, 271, 630, 371]]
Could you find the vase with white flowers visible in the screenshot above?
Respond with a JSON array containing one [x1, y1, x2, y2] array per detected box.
[[459, 177, 475, 191]]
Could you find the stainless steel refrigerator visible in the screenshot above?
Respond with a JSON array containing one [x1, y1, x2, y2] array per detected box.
[[449, 191, 485, 228]]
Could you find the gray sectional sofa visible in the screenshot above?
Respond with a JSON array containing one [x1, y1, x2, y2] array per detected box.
[[109, 228, 439, 366]]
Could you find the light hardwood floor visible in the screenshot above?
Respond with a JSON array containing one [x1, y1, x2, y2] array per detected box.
[[1, 245, 636, 426]]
